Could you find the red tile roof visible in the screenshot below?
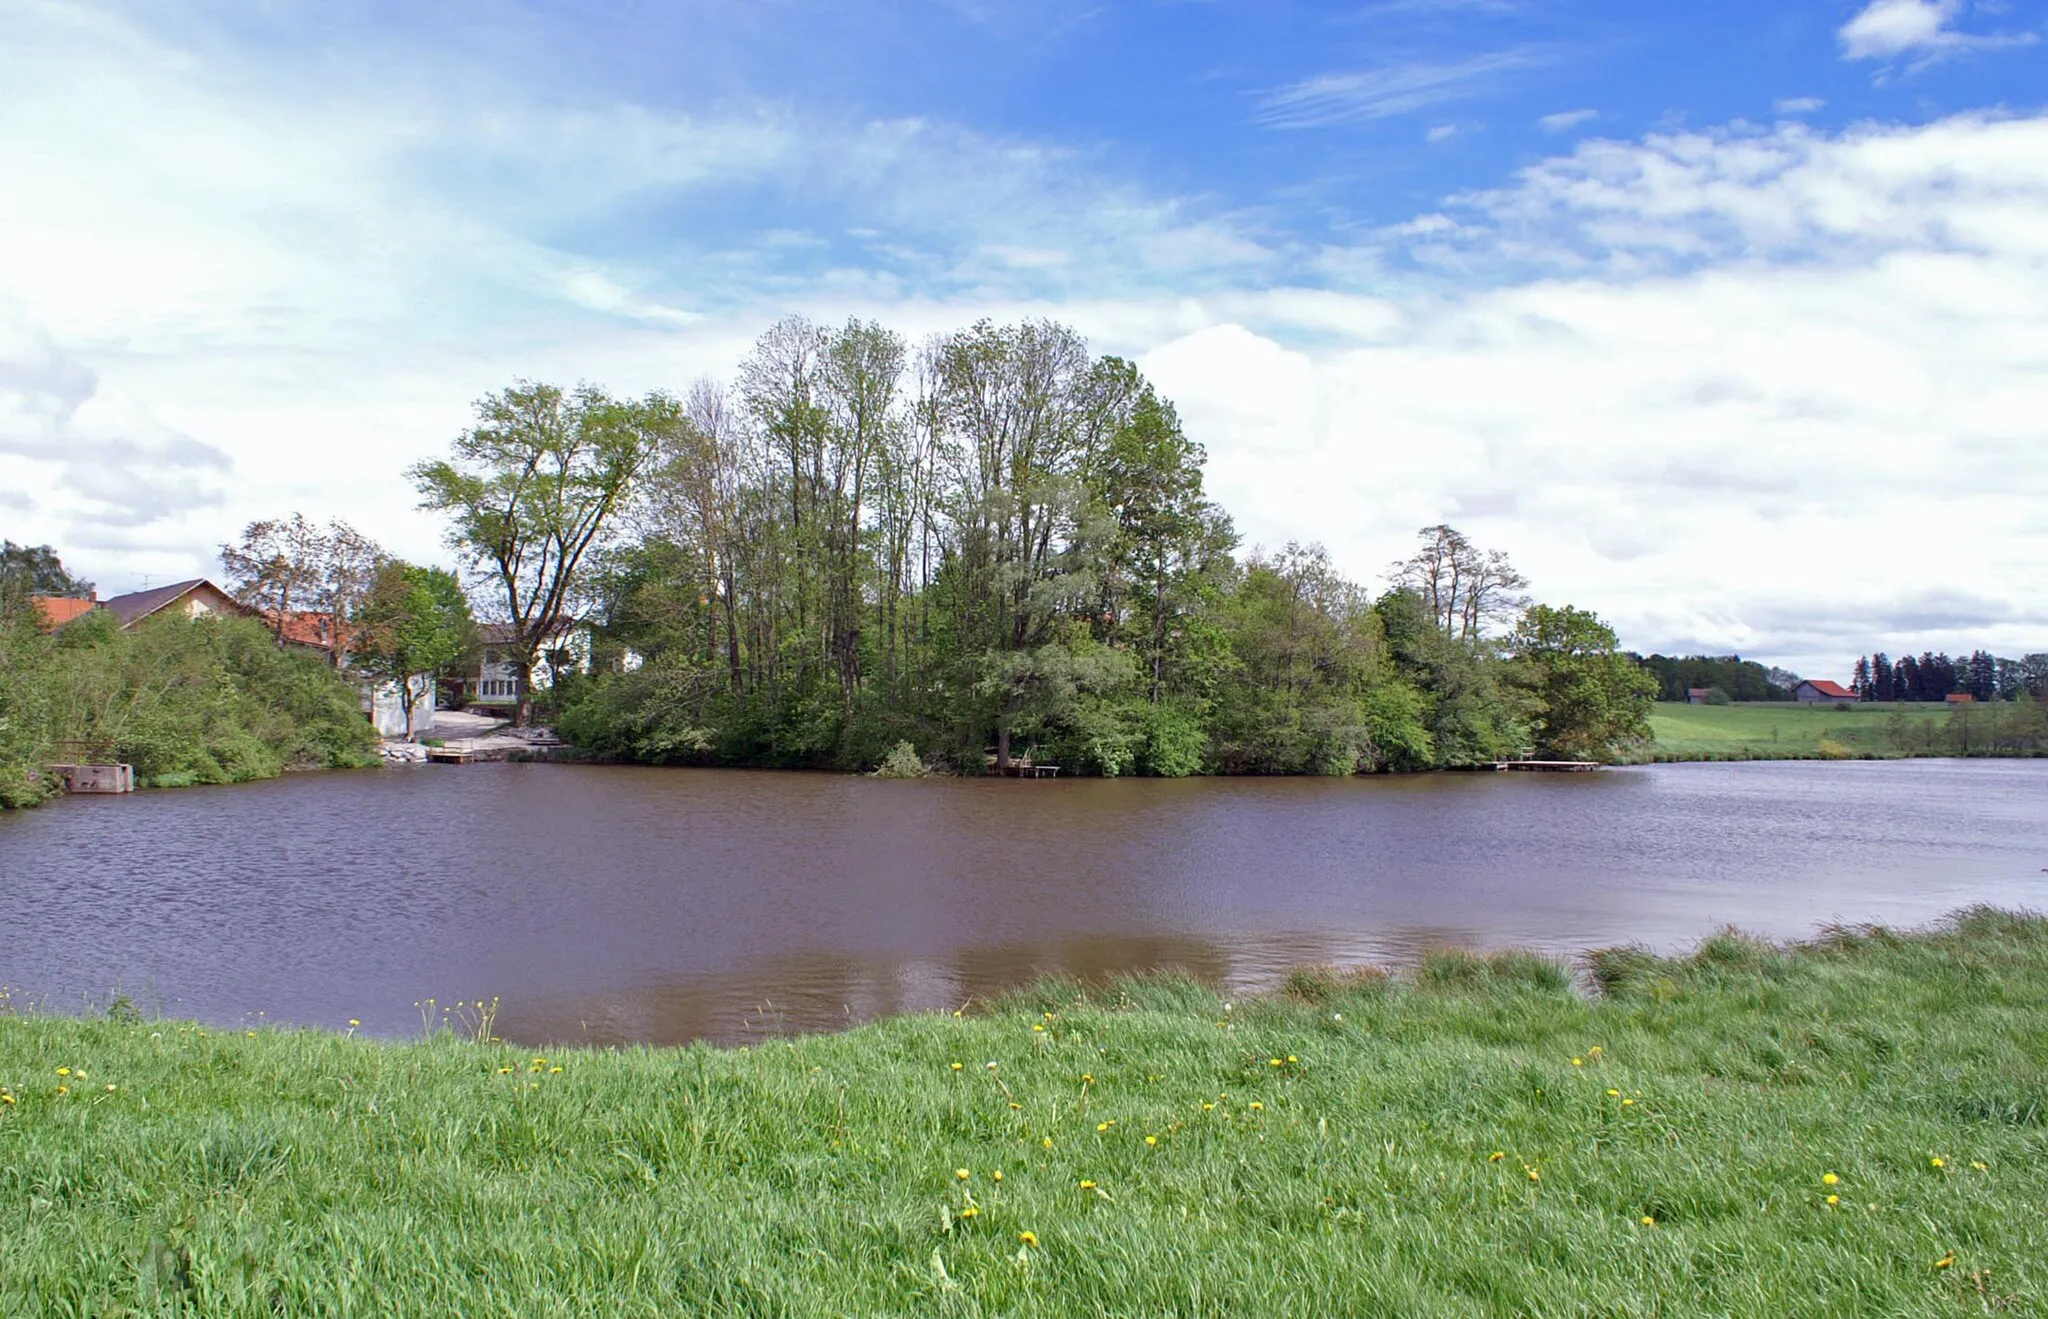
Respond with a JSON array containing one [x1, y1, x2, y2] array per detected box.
[[31, 596, 97, 627], [265, 610, 337, 649], [1803, 679, 1856, 699]]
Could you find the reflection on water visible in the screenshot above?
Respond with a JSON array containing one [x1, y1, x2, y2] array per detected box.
[[1, 759, 2042, 1045]]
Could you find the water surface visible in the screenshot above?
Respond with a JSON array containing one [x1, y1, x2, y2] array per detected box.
[[1, 760, 2042, 1044]]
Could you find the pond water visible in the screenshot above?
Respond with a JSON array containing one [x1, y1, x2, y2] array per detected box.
[[1, 760, 2043, 1045]]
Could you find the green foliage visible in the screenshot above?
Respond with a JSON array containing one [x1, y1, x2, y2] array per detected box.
[[871, 740, 928, 778], [352, 561, 476, 737], [1510, 605, 1659, 761], [6, 911, 2047, 1313], [0, 539, 93, 609], [1634, 653, 1790, 702], [0, 613, 375, 807]]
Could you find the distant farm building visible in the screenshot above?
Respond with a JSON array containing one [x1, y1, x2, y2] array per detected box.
[[1793, 679, 1857, 705], [1946, 692, 1976, 705], [1686, 687, 1711, 705]]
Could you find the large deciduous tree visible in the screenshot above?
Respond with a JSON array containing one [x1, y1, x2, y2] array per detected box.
[[1388, 524, 1530, 642], [411, 381, 670, 726], [1509, 604, 1657, 761], [353, 562, 476, 738]]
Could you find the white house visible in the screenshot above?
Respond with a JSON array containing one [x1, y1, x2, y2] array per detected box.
[[458, 621, 640, 712]]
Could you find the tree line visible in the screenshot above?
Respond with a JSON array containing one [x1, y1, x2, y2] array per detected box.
[[1852, 651, 2048, 703], [405, 316, 1656, 773]]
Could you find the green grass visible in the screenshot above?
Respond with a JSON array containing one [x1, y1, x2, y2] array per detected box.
[[5, 910, 2048, 1315], [1639, 701, 1950, 761]]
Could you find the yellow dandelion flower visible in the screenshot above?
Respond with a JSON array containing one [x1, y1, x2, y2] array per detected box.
[[1097, 1122, 1111, 1132], [550, 1066, 562, 1074], [497, 1066, 513, 1074], [1080, 1073, 1093, 1084], [1822, 1173, 1838, 1185], [951, 1062, 963, 1071], [1489, 1151, 1505, 1162], [1033, 1024, 1045, 1033], [1640, 1215, 1655, 1226], [55, 1068, 69, 1077], [1970, 1161, 1988, 1171], [1588, 1046, 1602, 1057], [1079, 1180, 1097, 1189], [1009, 1101, 1022, 1110], [1018, 1231, 1038, 1248], [1286, 1055, 1297, 1064], [1607, 1089, 1620, 1097], [992, 1171, 1002, 1182], [1929, 1157, 1945, 1169], [1203, 1103, 1215, 1111], [960, 1205, 979, 1219], [55, 1086, 68, 1096], [1249, 1101, 1264, 1112], [1826, 1195, 1839, 1206], [105, 1083, 116, 1092], [1042, 1136, 1054, 1150], [1269, 1058, 1284, 1068], [1145, 1135, 1158, 1147], [1621, 1098, 1634, 1106], [347, 1019, 360, 1027], [1526, 1167, 1540, 1182], [1, 1094, 13, 1105], [956, 1168, 971, 1181], [1571, 1057, 1583, 1067], [1934, 1252, 1954, 1270]]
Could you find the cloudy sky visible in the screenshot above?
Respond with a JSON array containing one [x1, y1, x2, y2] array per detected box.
[[2, 0, 2044, 678]]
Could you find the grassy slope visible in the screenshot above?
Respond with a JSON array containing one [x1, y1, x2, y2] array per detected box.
[[5, 912, 2047, 1316], [1641, 701, 1948, 760]]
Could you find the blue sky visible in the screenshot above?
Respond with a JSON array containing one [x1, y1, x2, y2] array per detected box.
[[2, 0, 2046, 674]]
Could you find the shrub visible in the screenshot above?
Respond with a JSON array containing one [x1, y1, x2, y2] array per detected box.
[[870, 740, 928, 779]]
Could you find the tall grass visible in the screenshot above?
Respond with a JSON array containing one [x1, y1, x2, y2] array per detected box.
[[4, 909, 2045, 1314]]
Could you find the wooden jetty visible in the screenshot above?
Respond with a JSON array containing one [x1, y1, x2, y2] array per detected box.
[[1003, 763, 1062, 778], [1489, 760, 1601, 773]]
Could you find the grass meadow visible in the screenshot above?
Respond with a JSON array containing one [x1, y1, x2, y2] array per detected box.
[[1638, 701, 1953, 762], [5, 909, 2047, 1314]]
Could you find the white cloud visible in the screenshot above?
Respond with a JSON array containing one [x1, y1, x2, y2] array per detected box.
[[1774, 97, 1826, 114], [1537, 109, 1598, 133], [1426, 124, 1463, 143], [1139, 116, 2048, 675], [1838, 0, 2036, 63], [3, 6, 2045, 676], [1256, 48, 1553, 128]]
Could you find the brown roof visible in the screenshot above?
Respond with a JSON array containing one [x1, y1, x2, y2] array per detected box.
[[1802, 679, 1857, 699], [100, 579, 251, 628], [31, 596, 97, 628]]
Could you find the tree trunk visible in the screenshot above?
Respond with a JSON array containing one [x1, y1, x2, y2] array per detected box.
[[514, 656, 534, 729], [996, 722, 1011, 773]]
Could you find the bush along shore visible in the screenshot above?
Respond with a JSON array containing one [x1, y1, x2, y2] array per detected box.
[[5, 910, 2047, 1315]]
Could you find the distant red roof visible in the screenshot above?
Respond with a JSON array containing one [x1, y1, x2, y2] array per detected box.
[[31, 595, 97, 628], [1803, 679, 1857, 699], [265, 610, 338, 649]]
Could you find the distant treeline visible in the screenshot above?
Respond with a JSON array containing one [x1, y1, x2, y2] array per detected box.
[[1852, 651, 2048, 703], [1631, 654, 1791, 703]]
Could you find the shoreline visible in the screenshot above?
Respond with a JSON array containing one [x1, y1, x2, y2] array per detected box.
[[6, 906, 2044, 1311]]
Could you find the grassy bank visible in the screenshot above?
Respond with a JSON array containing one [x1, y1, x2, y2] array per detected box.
[[1637, 701, 1952, 762], [5, 911, 2047, 1315]]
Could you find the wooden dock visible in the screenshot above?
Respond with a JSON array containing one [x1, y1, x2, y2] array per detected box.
[[1002, 763, 1062, 778], [1489, 760, 1601, 772]]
